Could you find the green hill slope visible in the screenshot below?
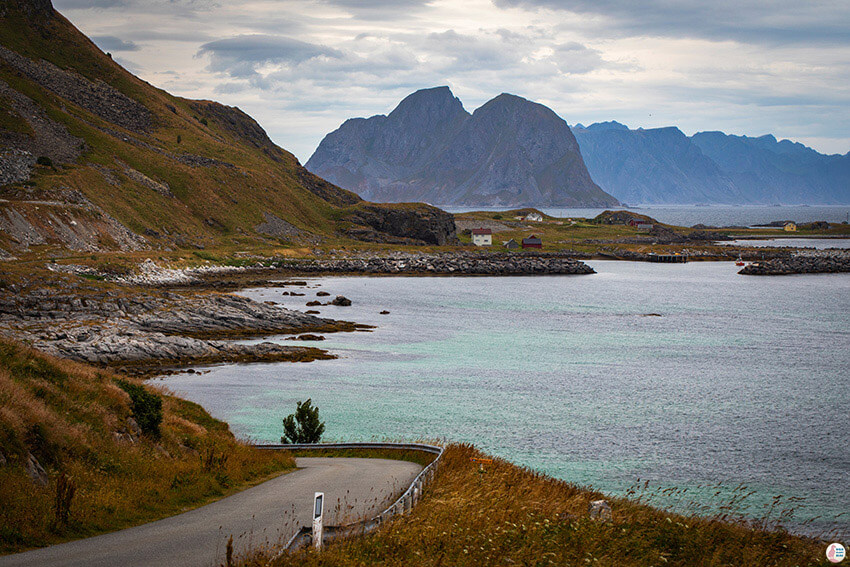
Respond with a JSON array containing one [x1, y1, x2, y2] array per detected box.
[[0, 0, 455, 259]]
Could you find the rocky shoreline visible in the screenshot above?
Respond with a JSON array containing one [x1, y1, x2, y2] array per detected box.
[[738, 250, 850, 275], [0, 286, 363, 372]]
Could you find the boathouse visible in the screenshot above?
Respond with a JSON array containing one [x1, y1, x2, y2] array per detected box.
[[503, 239, 519, 249], [522, 235, 542, 249], [471, 228, 492, 246]]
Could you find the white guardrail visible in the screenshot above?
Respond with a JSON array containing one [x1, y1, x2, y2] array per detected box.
[[253, 442, 444, 552]]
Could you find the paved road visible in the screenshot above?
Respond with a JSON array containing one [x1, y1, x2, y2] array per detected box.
[[0, 457, 422, 567]]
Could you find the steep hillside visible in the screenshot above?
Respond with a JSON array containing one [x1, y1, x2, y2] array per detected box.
[[0, 337, 294, 552], [0, 0, 455, 259], [307, 87, 618, 208], [573, 121, 850, 205]]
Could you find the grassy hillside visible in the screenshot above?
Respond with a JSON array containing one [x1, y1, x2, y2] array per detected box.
[[0, 0, 454, 260], [0, 337, 294, 554], [250, 444, 825, 566]]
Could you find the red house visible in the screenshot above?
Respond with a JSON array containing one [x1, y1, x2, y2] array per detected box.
[[521, 235, 542, 249]]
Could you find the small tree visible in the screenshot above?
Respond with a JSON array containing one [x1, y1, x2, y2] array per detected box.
[[281, 398, 325, 444]]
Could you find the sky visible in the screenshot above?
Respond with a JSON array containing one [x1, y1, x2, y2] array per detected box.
[[54, 0, 850, 162]]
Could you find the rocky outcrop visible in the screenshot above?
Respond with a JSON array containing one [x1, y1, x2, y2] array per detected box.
[[344, 203, 458, 246], [0, 287, 358, 368], [739, 251, 850, 275], [278, 251, 595, 276]]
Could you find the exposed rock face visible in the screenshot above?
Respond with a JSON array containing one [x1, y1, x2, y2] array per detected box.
[[739, 250, 850, 275], [0, 78, 86, 168], [344, 203, 458, 245], [307, 86, 618, 207], [0, 149, 36, 186], [0, 45, 152, 133], [0, 199, 146, 253]]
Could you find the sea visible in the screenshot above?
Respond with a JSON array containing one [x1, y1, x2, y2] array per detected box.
[[160, 260, 850, 539], [442, 205, 850, 228]]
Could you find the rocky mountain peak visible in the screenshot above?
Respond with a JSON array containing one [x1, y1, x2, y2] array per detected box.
[[387, 86, 468, 127], [585, 121, 630, 132]]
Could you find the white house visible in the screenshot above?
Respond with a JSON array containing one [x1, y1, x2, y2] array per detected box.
[[525, 212, 543, 222], [471, 228, 492, 246]]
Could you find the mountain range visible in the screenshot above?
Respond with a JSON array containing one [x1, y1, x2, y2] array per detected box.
[[306, 87, 618, 207], [309, 88, 850, 206], [573, 122, 850, 205], [0, 0, 456, 259]]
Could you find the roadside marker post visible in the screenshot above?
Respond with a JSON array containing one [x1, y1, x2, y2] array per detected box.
[[470, 457, 493, 472], [312, 492, 324, 550]]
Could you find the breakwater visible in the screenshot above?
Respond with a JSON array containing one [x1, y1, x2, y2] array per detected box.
[[739, 250, 850, 275]]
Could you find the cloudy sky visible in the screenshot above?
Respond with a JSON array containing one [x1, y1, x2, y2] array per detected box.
[[55, 0, 850, 161]]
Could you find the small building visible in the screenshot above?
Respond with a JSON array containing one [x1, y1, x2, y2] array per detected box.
[[636, 223, 653, 230], [471, 228, 492, 246], [503, 239, 519, 249], [784, 222, 797, 232], [521, 235, 542, 249], [525, 212, 543, 222]]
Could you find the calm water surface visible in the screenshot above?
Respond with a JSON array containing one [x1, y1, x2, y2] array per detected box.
[[161, 261, 849, 537], [719, 238, 850, 250]]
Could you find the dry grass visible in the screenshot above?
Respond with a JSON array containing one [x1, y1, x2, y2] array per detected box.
[[0, 338, 294, 554], [247, 444, 825, 567]]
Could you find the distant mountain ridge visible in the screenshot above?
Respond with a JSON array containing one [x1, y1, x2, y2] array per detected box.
[[310, 86, 849, 206], [306, 87, 619, 207], [573, 122, 850, 205]]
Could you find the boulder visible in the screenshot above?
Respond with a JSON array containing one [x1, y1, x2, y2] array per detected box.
[[330, 295, 352, 306]]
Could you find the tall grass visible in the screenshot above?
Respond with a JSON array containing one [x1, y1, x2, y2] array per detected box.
[[246, 444, 826, 566], [0, 338, 294, 554]]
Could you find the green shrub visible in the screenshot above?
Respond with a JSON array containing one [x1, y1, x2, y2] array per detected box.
[[116, 380, 162, 437], [36, 156, 53, 167], [281, 399, 324, 444]]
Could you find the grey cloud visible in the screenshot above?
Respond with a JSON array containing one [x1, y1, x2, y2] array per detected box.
[[198, 35, 343, 80], [551, 42, 605, 74], [494, 0, 850, 45], [318, 0, 432, 20], [92, 35, 140, 51]]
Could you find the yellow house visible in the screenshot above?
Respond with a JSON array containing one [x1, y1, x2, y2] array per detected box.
[[784, 222, 797, 232]]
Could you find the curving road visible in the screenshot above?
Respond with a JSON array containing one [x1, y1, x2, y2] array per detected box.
[[0, 457, 422, 567]]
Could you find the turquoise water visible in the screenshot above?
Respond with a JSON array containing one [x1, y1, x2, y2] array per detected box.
[[160, 261, 850, 537]]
